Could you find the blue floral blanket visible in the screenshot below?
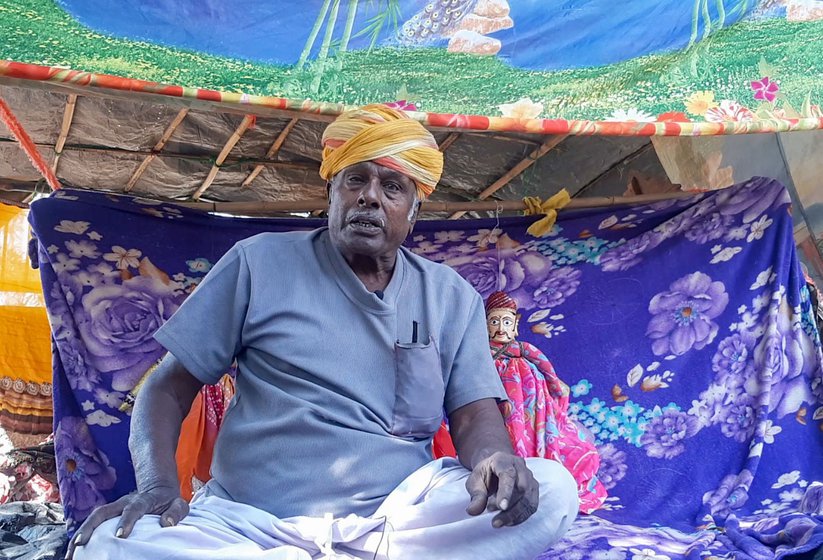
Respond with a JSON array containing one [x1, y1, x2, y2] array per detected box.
[[28, 177, 823, 559]]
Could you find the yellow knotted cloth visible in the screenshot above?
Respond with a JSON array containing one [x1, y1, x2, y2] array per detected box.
[[320, 104, 443, 199], [523, 189, 571, 237]]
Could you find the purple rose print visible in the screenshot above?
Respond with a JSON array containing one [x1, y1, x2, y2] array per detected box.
[[640, 410, 698, 459], [599, 234, 655, 272], [712, 333, 755, 377], [719, 393, 757, 442], [813, 375, 823, 405], [647, 272, 729, 356], [533, 267, 582, 308], [77, 276, 180, 392], [499, 250, 553, 306], [47, 283, 73, 341], [753, 313, 817, 417], [56, 338, 101, 392], [47, 280, 84, 339], [448, 249, 552, 306], [448, 254, 499, 297], [684, 213, 733, 244], [702, 469, 754, 519], [648, 198, 684, 212], [715, 179, 790, 223], [653, 211, 691, 241], [596, 444, 628, 490], [55, 417, 117, 524]]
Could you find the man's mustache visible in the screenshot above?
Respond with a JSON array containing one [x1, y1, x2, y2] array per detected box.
[[347, 211, 385, 228]]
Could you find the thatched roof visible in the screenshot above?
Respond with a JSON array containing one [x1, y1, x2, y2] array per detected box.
[[0, 73, 684, 218]]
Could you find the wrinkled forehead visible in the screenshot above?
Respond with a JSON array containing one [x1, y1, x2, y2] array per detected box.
[[336, 161, 414, 184], [487, 309, 517, 321]]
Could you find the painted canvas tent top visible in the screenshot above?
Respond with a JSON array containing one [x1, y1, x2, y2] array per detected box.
[[2, 0, 822, 130], [0, 0, 822, 210]]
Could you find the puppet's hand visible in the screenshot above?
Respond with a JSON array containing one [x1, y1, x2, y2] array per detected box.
[[65, 485, 187, 559], [465, 451, 539, 528]]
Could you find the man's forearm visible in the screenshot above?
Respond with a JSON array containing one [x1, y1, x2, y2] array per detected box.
[[448, 399, 514, 470], [129, 354, 202, 492]]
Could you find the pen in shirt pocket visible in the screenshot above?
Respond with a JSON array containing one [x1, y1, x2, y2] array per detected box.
[[409, 321, 431, 345]]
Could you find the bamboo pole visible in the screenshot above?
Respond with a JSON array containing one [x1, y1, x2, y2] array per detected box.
[[0, 137, 316, 170], [439, 132, 460, 152], [310, 0, 342, 93], [51, 94, 77, 173], [715, 0, 726, 28], [701, 0, 712, 39], [464, 132, 541, 146], [449, 135, 567, 219], [0, 138, 320, 171], [125, 108, 189, 192], [573, 142, 652, 199], [192, 115, 256, 200], [337, 0, 359, 64], [177, 190, 694, 215], [241, 117, 299, 188], [298, 0, 333, 70]]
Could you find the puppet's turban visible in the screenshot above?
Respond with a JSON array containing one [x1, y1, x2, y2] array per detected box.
[[319, 104, 443, 199], [485, 291, 519, 315]]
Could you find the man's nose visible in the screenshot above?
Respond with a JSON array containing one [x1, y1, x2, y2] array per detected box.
[[357, 177, 381, 208]]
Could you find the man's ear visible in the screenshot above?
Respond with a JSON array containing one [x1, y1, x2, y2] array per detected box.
[[412, 200, 422, 222], [408, 200, 421, 236]]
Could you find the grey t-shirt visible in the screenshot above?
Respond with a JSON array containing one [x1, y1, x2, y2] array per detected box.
[[154, 228, 505, 519]]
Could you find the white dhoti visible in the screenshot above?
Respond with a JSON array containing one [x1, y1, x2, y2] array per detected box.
[[76, 458, 578, 560]]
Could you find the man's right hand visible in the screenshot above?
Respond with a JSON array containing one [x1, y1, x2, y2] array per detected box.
[[65, 485, 188, 560]]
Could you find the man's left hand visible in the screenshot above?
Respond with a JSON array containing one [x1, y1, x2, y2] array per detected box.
[[465, 451, 539, 528]]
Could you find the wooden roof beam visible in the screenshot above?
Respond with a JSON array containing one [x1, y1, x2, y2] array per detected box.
[[178, 190, 692, 215], [448, 135, 567, 219], [0, 137, 318, 170], [192, 114, 256, 200], [125, 108, 189, 192], [51, 94, 77, 174], [439, 132, 460, 152], [241, 117, 298, 188]]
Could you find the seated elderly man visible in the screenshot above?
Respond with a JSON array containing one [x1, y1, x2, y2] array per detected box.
[[68, 105, 579, 560]]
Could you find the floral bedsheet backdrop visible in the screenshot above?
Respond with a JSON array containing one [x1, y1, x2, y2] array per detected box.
[[29, 177, 823, 559]]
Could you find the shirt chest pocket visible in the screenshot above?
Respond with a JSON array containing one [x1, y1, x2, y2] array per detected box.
[[391, 337, 445, 440]]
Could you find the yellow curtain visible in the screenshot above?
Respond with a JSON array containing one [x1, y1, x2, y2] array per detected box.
[[0, 203, 52, 433], [0, 204, 44, 298]]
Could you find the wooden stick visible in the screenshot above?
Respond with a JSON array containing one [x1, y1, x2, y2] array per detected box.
[[465, 132, 541, 146], [51, 94, 77, 173], [0, 138, 317, 170], [177, 190, 694, 215], [573, 142, 652, 199], [125, 108, 189, 192], [241, 117, 298, 188], [439, 132, 460, 152], [449, 135, 567, 219], [192, 114, 256, 200]]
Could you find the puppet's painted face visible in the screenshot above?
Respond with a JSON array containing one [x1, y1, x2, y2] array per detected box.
[[486, 309, 518, 343]]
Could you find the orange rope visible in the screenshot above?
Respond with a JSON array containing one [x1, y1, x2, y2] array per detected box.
[[0, 97, 60, 190]]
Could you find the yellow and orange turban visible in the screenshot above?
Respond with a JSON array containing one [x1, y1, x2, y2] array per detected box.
[[319, 104, 443, 199]]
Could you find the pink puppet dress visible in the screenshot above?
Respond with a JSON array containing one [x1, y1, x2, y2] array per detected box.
[[486, 291, 607, 514]]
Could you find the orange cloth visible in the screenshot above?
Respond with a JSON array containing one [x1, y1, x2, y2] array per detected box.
[[175, 375, 235, 501]]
